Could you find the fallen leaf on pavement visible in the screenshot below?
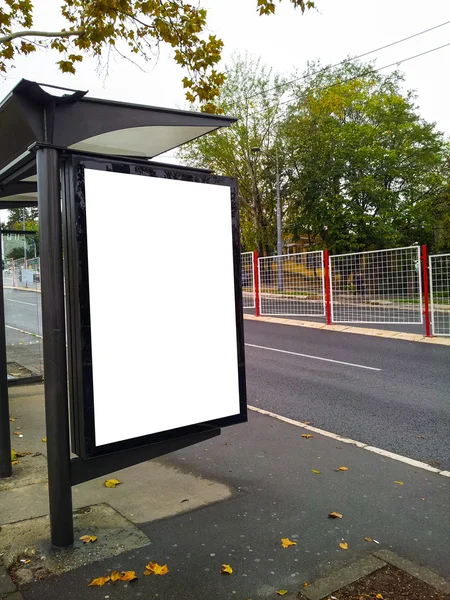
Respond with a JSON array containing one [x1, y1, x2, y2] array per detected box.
[[304, 421, 311, 425], [11, 449, 17, 461], [303, 582, 309, 587], [121, 571, 137, 582], [41, 438, 47, 443], [328, 512, 343, 519], [9, 417, 15, 422], [110, 570, 123, 582], [89, 576, 110, 587], [281, 538, 297, 548], [104, 479, 121, 488], [15, 451, 32, 457], [339, 542, 348, 550], [79, 535, 97, 544], [13, 431, 22, 435], [335, 466, 348, 471], [417, 435, 424, 439], [311, 469, 321, 474], [11, 460, 19, 466], [376, 595, 384, 599], [364, 537, 373, 542], [276, 590, 288, 596], [394, 481, 404, 485], [144, 562, 169, 576], [220, 564, 233, 574], [302, 434, 313, 439]]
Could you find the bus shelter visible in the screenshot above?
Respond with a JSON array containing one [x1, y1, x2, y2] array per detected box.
[[0, 80, 247, 546]]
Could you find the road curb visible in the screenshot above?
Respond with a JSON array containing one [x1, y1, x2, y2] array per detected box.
[[300, 550, 450, 600], [244, 314, 450, 346]]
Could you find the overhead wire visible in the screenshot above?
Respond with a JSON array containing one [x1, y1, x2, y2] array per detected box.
[[220, 19, 450, 111]]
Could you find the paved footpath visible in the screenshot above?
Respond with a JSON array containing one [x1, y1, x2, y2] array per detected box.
[[13, 407, 450, 600]]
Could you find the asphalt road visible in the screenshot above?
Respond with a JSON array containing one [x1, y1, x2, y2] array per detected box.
[[244, 319, 450, 470]]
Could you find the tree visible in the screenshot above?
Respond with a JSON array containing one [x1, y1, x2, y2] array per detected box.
[[281, 60, 448, 253], [0, 0, 315, 111], [179, 54, 287, 254]]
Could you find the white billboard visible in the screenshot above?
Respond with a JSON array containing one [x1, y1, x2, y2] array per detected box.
[[82, 168, 242, 448]]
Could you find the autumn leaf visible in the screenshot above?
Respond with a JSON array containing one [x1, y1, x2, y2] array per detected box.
[[144, 562, 169, 576], [121, 571, 137, 581], [42, 438, 47, 443], [11, 449, 17, 462], [303, 582, 309, 587], [376, 595, 384, 599], [281, 538, 297, 548], [220, 564, 233, 574], [89, 576, 110, 587], [335, 466, 348, 471], [15, 451, 32, 457], [13, 431, 22, 435], [79, 535, 97, 543], [11, 460, 19, 466], [394, 481, 404, 485], [417, 435, 424, 439], [364, 537, 373, 542], [304, 421, 311, 425], [105, 479, 122, 488], [276, 590, 288, 596], [302, 434, 313, 439], [311, 469, 321, 475], [339, 542, 348, 550], [328, 512, 343, 519], [9, 417, 15, 422], [110, 570, 123, 582]]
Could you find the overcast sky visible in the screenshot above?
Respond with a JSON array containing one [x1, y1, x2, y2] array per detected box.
[[1, 0, 449, 135]]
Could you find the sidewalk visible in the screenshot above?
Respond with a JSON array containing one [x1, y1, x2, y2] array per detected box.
[[2, 385, 450, 599]]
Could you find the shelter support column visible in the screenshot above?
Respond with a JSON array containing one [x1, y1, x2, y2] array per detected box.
[[37, 147, 74, 547]]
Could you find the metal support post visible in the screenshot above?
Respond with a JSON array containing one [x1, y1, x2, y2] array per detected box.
[[0, 234, 11, 479], [324, 250, 332, 325], [37, 147, 74, 547], [421, 244, 431, 337], [253, 250, 260, 317]]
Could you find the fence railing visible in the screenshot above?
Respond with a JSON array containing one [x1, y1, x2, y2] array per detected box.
[[329, 246, 422, 324], [243, 244, 450, 336], [429, 253, 450, 336], [258, 251, 325, 316], [241, 251, 255, 309]]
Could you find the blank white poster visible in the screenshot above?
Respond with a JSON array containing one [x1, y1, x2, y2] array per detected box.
[[84, 169, 241, 446]]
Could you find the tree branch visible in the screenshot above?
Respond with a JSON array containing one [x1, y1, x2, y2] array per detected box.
[[0, 28, 84, 44]]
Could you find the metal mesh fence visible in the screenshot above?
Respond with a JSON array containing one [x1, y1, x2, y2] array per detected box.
[[329, 246, 422, 324], [429, 253, 450, 336], [258, 251, 325, 316], [241, 252, 255, 308]]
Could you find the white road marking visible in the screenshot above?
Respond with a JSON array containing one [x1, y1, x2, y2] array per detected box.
[[249, 406, 448, 477], [6, 325, 42, 338], [5, 298, 36, 306], [245, 343, 381, 371]]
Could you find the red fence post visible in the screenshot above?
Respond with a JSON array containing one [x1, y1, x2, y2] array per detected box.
[[253, 250, 260, 317], [324, 249, 332, 325], [421, 244, 431, 337]]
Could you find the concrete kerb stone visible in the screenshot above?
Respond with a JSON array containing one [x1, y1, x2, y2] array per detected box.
[[0, 563, 18, 599], [301, 551, 450, 600], [243, 314, 450, 346], [301, 555, 385, 600], [374, 549, 450, 595]]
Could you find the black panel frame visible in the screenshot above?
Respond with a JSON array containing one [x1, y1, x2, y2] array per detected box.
[[63, 154, 247, 459]]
